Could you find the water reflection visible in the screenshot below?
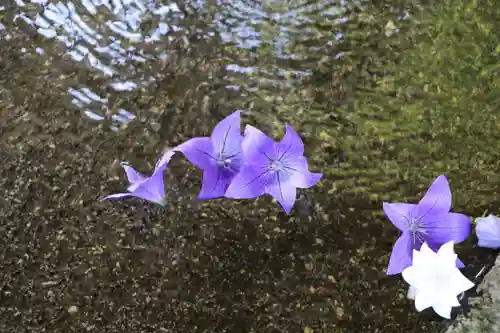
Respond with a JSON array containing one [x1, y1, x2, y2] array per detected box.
[[2, 0, 351, 130], [5, 0, 184, 130]]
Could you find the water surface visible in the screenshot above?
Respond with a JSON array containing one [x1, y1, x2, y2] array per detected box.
[[0, 0, 498, 332]]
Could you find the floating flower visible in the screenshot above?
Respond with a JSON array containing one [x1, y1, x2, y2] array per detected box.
[[172, 110, 244, 199], [383, 175, 471, 275], [475, 214, 500, 249], [103, 150, 175, 206], [402, 241, 474, 319], [225, 124, 322, 213]]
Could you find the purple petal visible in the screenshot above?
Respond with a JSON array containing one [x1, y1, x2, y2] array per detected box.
[[102, 190, 162, 205], [415, 175, 452, 220], [121, 164, 146, 184], [129, 188, 163, 203], [198, 166, 234, 199], [383, 202, 416, 231], [265, 173, 297, 213], [387, 232, 413, 275], [278, 124, 304, 156], [242, 125, 274, 157], [102, 193, 133, 200], [210, 111, 243, 158], [281, 155, 322, 188], [476, 216, 500, 248], [422, 212, 472, 245], [225, 163, 269, 199], [155, 149, 176, 172], [137, 168, 166, 203], [175, 137, 214, 169]]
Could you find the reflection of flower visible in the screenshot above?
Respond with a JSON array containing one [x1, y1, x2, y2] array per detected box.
[[475, 214, 500, 249], [402, 242, 474, 319], [383, 175, 471, 275]]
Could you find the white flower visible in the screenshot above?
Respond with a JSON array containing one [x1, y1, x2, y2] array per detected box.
[[407, 285, 418, 300], [475, 214, 500, 249], [402, 241, 475, 319]]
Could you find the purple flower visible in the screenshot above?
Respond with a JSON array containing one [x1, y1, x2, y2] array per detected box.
[[475, 214, 500, 249], [173, 110, 244, 199], [225, 124, 323, 213], [103, 150, 175, 206], [383, 175, 471, 275]]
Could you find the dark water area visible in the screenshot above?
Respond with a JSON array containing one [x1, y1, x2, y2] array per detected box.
[[0, 0, 499, 332]]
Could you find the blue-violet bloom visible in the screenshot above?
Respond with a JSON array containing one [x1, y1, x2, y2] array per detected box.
[[383, 175, 471, 275], [173, 110, 243, 199], [225, 124, 323, 213], [475, 214, 500, 249], [103, 150, 175, 206]]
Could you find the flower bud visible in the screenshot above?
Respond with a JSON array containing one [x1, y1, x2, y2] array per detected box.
[[475, 214, 500, 249]]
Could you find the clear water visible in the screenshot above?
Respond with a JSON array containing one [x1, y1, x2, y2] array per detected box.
[[0, 0, 498, 332]]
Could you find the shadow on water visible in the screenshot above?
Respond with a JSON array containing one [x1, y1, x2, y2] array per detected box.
[[0, 0, 499, 332]]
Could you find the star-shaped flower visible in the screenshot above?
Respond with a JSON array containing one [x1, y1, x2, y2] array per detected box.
[[173, 110, 244, 199], [225, 124, 322, 213], [103, 150, 175, 206], [383, 175, 471, 275], [475, 214, 500, 249], [402, 241, 475, 319]]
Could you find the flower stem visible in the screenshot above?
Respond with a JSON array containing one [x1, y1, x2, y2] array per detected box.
[[472, 209, 490, 225]]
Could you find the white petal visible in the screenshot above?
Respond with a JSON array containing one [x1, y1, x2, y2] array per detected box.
[[407, 285, 418, 300], [450, 270, 475, 295], [437, 242, 458, 269], [411, 247, 427, 268], [446, 293, 461, 307], [402, 266, 422, 289], [414, 291, 433, 311], [437, 241, 455, 257], [419, 242, 433, 255], [432, 300, 453, 319]]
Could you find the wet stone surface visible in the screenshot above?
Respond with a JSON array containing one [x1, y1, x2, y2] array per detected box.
[[0, 1, 499, 332], [444, 256, 500, 333]]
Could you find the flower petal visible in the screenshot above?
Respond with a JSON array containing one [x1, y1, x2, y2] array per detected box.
[[278, 124, 304, 156], [437, 240, 455, 256], [265, 173, 297, 213], [422, 240, 464, 268], [175, 137, 214, 169], [450, 270, 475, 296], [225, 164, 269, 199], [198, 166, 234, 199], [242, 125, 274, 157], [281, 155, 322, 188], [476, 215, 500, 249], [415, 175, 452, 220], [407, 285, 418, 300], [383, 202, 416, 231], [422, 212, 471, 245], [414, 291, 433, 312], [102, 193, 133, 200], [120, 163, 146, 184], [387, 232, 413, 275], [210, 111, 242, 155], [138, 168, 166, 203], [432, 300, 453, 319], [155, 149, 176, 172], [103, 190, 161, 205]]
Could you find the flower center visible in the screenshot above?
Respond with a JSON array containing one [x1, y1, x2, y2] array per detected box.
[[269, 160, 283, 171], [408, 220, 420, 233], [216, 157, 232, 169]]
